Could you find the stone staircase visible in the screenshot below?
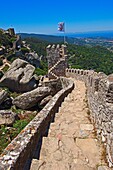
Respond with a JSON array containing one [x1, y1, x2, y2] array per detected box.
[[49, 71, 58, 79], [30, 79, 111, 170], [48, 58, 65, 73], [48, 58, 65, 79]]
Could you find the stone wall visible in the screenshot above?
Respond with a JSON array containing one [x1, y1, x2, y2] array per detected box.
[[7, 28, 15, 36], [66, 68, 113, 167], [13, 35, 21, 50], [46, 44, 67, 79], [0, 77, 74, 170]]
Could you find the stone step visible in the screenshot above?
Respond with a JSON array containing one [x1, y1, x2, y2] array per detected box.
[[39, 136, 59, 160], [30, 159, 46, 170], [29, 79, 110, 170]]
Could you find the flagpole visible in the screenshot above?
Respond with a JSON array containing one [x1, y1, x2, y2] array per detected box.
[[58, 22, 66, 44]]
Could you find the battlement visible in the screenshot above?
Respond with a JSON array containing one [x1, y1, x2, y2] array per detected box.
[[47, 44, 67, 58], [7, 28, 15, 36], [47, 44, 67, 79]]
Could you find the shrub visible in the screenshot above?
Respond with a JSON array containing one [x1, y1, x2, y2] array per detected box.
[[21, 47, 29, 55], [2, 65, 9, 73], [34, 68, 47, 76]]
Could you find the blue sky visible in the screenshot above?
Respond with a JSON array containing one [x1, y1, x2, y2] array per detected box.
[[0, 0, 113, 34]]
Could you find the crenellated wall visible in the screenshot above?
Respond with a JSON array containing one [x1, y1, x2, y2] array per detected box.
[[46, 44, 67, 79], [0, 77, 74, 170], [66, 68, 113, 167]]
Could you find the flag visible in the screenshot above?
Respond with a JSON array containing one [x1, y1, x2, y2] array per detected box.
[[58, 22, 65, 32]]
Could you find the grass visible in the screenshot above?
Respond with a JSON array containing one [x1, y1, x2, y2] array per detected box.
[[10, 91, 21, 98], [2, 65, 9, 73], [2, 88, 22, 98], [0, 111, 37, 154]]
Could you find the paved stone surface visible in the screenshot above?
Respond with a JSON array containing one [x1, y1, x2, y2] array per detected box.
[[30, 80, 111, 170]]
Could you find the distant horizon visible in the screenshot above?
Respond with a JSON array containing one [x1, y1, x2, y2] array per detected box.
[[17, 29, 113, 35]]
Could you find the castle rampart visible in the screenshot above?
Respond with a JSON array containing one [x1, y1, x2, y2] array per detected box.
[[66, 68, 113, 167], [0, 77, 74, 170], [46, 44, 67, 79]]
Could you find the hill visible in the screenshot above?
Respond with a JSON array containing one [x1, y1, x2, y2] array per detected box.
[[22, 36, 113, 75], [20, 32, 113, 48], [68, 44, 113, 75], [20, 33, 65, 43], [20, 33, 82, 44]]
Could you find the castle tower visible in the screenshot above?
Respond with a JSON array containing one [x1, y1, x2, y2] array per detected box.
[[46, 44, 67, 79], [7, 28, 15, 36]]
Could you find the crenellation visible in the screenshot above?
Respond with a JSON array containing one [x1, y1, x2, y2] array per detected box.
[[47, 44, 67, 79]]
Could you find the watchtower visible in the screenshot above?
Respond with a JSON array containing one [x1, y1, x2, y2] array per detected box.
[[7, 28, 15, 36], [46, 44, 67, 79]]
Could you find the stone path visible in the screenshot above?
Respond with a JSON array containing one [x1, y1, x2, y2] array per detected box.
[[30, 80, 110, 170]]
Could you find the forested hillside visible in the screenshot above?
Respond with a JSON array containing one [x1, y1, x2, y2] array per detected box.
[[68, 44, 113, 75], [23, 37, 48, 56], [0, 29, 15, 48], [23, 37, 113, 75], [21, 33, 81, 44]]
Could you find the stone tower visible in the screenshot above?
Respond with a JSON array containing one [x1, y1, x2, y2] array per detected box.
[[7, 28, 15, 36], [46, 44, 67, 79]]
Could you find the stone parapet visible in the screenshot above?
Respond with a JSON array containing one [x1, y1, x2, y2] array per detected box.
[[66, 68, 113, 167], [0, 77, 74, 170]]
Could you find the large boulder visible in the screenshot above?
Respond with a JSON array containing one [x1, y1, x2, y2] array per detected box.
[[0, 58, 37, 92], [0, 110, 17, 125], [24, 52, 40, 67], [13, 86, 51, 109], [41, 78, 62, 95]]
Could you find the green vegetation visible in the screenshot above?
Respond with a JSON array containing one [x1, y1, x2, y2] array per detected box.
[[35, 61, 48, 76], [0, 120, 28, 154], [0, 31, 13, 48], [35, 68, 47, 76], [2, 65, 9, 73], [23, 37, 48, 56], [21, 33, 65, 43], [67, 44, 113, 75], [23, 36, 113, 75], [7, 53, 16, 62], [0, 125, 10, 153], [0, 111, 37, 154], [22, 38, 48, 76], [21, 47, 29, 55], [10, 37, 17, 43]]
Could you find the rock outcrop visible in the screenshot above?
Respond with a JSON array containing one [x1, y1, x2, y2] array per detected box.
[[42, 78, 62, 95], [39, 95, 52, 107], [13, 87, 51, 109], [24, 52, 40, 68], [0, 58, 37, 92], [0, 110, 17, 125]]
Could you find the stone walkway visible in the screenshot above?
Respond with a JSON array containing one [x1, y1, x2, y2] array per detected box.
[[30, 80, 110, 170]]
